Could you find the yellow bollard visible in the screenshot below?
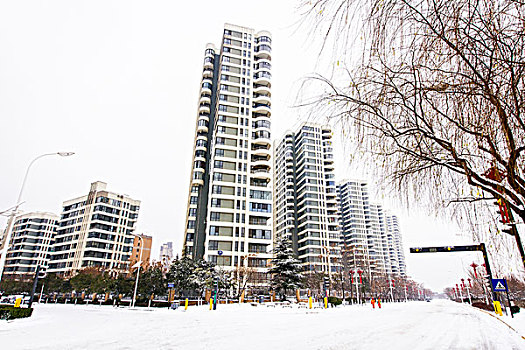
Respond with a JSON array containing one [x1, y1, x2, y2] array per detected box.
[[14, 298, 22, 308], [324, 297, 328, 309], [185, 298, 189, 311], [493, 301, 503, 316], [209, 299, 213, 310], [309, 297, 312, 309]]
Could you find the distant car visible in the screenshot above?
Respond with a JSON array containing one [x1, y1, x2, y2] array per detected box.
[[426, 298, 431, 302]]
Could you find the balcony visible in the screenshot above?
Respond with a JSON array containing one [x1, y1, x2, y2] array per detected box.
[[250, 168, 271, 180], [203, 67, 213, 78], [253, 93, 271, 105], [204, 59, 214, 69], [255, 60, 271, 71], [199, 103, 210, 114], [253, 84, 271, 96], [253, 120, 271, 131], [254, 44, 271, 60], [254, 72, 271, 87], [252, 147, 271, 158], [251, 158, 271, 168], [197, 123, 208, 133], [252, 104, 271, 116], [200, 95, 211, 105]]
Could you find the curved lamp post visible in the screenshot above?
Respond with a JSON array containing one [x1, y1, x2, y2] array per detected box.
[[0, 152, 75, 282]]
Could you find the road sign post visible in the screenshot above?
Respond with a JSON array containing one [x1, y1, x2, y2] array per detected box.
[[492, 278, 514, 318], [213, 276, 219, 310]]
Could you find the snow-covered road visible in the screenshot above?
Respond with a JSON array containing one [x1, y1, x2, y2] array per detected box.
[[1, 300, 524, 349]]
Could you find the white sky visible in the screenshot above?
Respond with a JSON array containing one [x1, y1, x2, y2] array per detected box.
[[0, 0, 489, 291]]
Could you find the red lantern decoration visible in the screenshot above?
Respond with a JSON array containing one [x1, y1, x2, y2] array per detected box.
[[349, 270, 354, 284], [357, 270, 363, 284], [467, 278, 472, 288], [470, 262, 478, 278]]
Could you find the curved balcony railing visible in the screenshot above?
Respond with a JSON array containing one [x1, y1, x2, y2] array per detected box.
[[252, 104, 271, 116], [199, 103, 211, 114], [255, 44, 272, 53], [255, 61, 272, 71], [253, 84, 271, 95]]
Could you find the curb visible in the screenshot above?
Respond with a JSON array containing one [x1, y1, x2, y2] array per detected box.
[[475, 307, 525, 340]]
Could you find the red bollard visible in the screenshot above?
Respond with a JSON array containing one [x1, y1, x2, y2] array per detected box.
[[378, 298, 382, 309]]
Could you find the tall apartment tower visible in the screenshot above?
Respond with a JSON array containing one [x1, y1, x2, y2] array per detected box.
[[48, 181, 140, 275], [337, 179, 406, 278], [3, 212, 58, 279], [386, 215, 407, 277], [182, 24, 273, 282], [274, 123, 342, 275]]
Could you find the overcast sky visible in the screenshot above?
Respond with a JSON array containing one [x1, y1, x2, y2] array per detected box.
[[0, 0, 489, 291]]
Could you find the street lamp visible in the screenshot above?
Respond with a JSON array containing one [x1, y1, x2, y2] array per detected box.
[[0, 152, 75, 282], [131, 234, 144, 308]]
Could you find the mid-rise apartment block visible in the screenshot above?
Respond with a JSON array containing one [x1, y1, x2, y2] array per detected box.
[[48, 181, 140, 275], [337, 180, 406, 279], [3, 212, 58, 278], [182, 24, 273, 284], [274, 123, 342, 275], [130, 234, 152, 269]]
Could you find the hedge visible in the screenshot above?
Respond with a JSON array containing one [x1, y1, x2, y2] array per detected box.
[[0, 306, 33, 320], [328, 296, 342, 306]]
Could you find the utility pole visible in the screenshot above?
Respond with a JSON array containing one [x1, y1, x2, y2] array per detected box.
[[28, 265, 40, 308], [389, 279, 395, 302], [131, 235, 144, 308], [457, 284, 464, 303], [340, 272, 345, 303], [213, 275, 219, 310], [465, 279, 472, 304], [353, 270, 361, 305]]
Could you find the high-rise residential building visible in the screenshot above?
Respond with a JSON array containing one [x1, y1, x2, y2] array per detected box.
[[48, 181, 140, 276], [130, 234, 152, 269], [337, 179, 406, 279], [386, 215, 407, 277], [3, 212, 58, 279], [274, 123, 342, 275], [182, 24, 273, 284]]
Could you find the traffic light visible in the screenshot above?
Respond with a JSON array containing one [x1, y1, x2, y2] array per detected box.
[[213, 276, 219, 290], [323, 276, 329, 291]]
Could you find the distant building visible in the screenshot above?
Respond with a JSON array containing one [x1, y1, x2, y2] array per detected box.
[[129, 234, 152, 270], [48, 181, 141, 276], [3, 212, 59, 279], [274, 123, 342, 275], [159, 242, 173, 266], [337, 179, 406, 279]]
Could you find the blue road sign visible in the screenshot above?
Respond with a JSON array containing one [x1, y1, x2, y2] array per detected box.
[[168, 283, 175, 288], [218, 250, 223, 256], [491, 279, 508, 292]]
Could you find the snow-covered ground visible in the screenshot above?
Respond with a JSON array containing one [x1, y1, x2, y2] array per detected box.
[[1, 300, 524, 349]]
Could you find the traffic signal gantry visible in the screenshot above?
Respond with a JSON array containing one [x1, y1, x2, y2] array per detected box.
[[410, 243, 496, 301]]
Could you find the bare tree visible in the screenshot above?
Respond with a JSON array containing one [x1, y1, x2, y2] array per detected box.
[[299, 0, 525, 270], [232, 265, 258, 299]]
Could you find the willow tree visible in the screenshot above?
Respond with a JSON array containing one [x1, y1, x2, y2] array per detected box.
[[300, 0, 525, 270]]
